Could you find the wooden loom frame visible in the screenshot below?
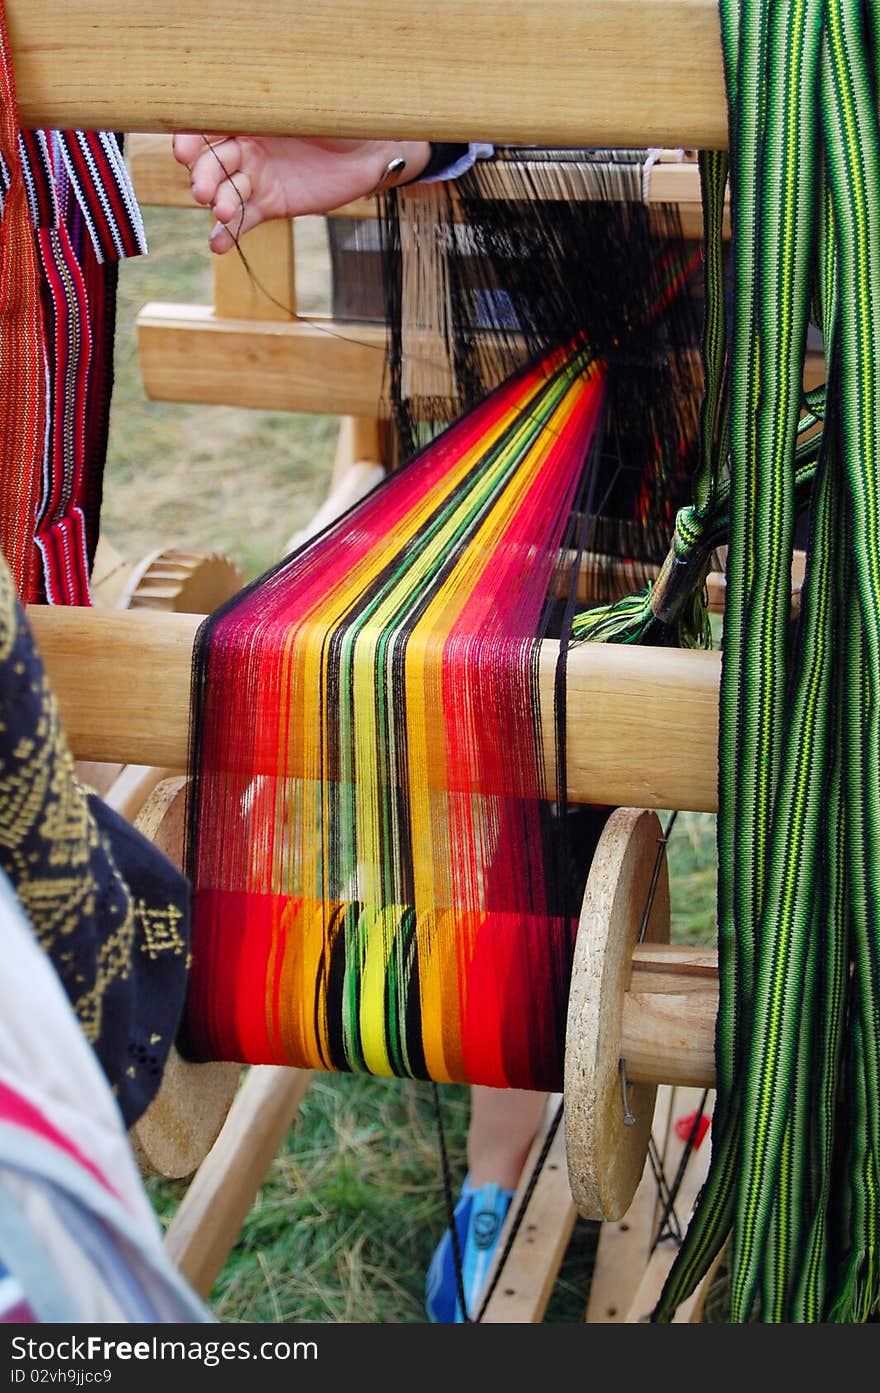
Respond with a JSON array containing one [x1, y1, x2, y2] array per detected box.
[[3, 0, 779, 1321]]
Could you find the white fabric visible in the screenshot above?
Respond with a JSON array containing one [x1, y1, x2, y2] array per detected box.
[[419, 142, 496, 183], [0, 866, 157, 1230], [0, 866, 212, 1322]]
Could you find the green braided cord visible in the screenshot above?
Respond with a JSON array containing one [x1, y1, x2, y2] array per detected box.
[[654, 0, 828, 1320], [657, 0, 880, 1322], [827, 1018, 879, 1320], [650, 0, 771, 1318], [570, 435, 820, 648], [723, 0, 825, 1322], [695, 149, 730, 512], [790, 770, 848, 1319], [791, 418, 850, 1323], [570, 0, 880, 1320], [713, 0, 767, 1120], [822, 0, 880, 1312]]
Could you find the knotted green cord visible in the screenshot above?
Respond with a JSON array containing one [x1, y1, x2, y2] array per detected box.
[[571, 147, 824, 652]]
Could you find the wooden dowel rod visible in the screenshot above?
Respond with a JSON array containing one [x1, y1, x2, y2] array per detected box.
[[8, 1, 728, 148], [624, 944, 718, 1087], [28, 605, 722, 811]]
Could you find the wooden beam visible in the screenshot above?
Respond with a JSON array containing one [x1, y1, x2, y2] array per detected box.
[[27, 605, 721, 811], [137, 302, 825, 417], [137, 305, 387, 416], [212, 221, 296, 322], [480, 1096, 578, 1323], [8, 2, 728, 148], [623, 947, 718, 1088]]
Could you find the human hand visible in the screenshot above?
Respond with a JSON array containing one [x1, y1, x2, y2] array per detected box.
[[172, 134, 431, 252]]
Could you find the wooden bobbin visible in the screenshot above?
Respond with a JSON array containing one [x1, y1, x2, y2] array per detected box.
[[115, 545, 243, 614], [128, 775, 241, 1180], [564, 806, 671, 1222]]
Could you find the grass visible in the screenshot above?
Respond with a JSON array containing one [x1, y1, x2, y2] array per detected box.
[[107, 202, 721, 1325], [102, 207, 338, 582]]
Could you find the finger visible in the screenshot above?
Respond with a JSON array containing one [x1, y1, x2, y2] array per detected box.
[[189, 140, 245, 206], [172, 132, 205, 168], [208, 220, 239, 254], [208, 201, 262, 254], [172, 130, 233, 170], [212, 170, 254, 229]]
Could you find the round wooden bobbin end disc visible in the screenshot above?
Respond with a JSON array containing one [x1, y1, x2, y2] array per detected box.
[[564, 806, 670, 1221], [128, 776, 240, 1180]]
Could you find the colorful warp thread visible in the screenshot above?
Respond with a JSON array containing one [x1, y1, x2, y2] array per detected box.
[[184, 345, 604, 1091]]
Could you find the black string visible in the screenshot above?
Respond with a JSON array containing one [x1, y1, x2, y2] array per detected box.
[[192, 136, 698, 466], [649, 1088, 711, 1254], [431, 1081, 472, 1322]]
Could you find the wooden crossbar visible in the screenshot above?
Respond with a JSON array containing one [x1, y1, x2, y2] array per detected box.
[[9, 2, 727, 147], [28, 606, 721, 812]]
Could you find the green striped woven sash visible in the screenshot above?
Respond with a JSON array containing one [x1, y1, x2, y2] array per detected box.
[[640, 0, 880, 1322]]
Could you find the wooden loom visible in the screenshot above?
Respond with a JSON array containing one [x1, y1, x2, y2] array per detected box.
[[3, 0, 811, 1321]]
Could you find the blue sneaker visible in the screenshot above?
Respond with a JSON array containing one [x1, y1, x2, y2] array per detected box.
[[425, 1176, 515, 1322]]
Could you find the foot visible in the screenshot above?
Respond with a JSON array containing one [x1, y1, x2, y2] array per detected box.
[[425, 1176, 514, 1323]]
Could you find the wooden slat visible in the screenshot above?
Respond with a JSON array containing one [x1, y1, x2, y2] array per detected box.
[[126, 133, 194, 207], [138, 303, 825, 417], [624, 1087, 715, 1322], [137, 304, 387, 416], [9, 2, 728, 148], [480, 1096, 577, 1323], [331, 417, 385, 483], [27, 605, 722, 811], [163, 1064, 313, 1297], [648, 160, 731, 238], [212, 220, 296, 322], [584, 1085, 675, 1323]]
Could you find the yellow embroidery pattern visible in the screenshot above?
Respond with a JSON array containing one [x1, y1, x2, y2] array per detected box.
[[137, 899, 187, 960]]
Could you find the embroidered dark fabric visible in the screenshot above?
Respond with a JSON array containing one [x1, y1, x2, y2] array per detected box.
[[0, 557, 191, 1128]]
